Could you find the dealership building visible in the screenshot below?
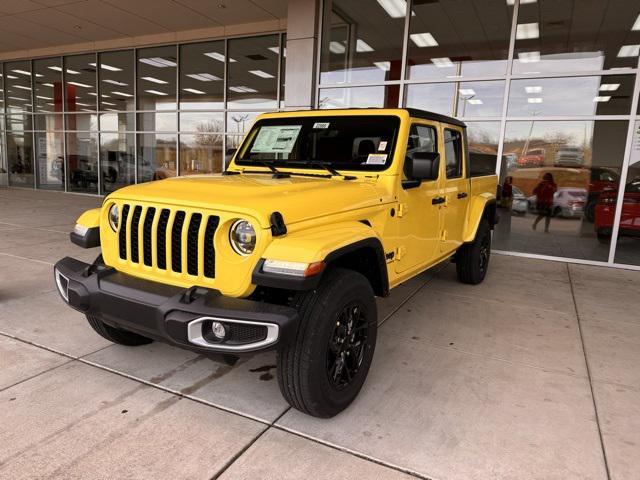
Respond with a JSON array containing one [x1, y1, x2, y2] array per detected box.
[[0, 0, 639, 269]]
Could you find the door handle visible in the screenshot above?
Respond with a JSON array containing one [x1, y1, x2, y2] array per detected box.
[[432, 197, 446, 205], [457, 192, 468, 199]]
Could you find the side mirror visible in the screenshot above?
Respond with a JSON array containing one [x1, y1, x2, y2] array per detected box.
[[405, 151, 440, 181]]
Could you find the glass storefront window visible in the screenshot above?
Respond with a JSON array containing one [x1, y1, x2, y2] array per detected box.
[[137, 45, 177, 110], [466, 121, 501, 177], [320, 0, 406, 84], [226, 112, 260, 135], [5, 61, 32, 113], [508, 76, 635, 117], [180, 112, 224, 133], [137, 133, 177, 183], [6, 115, 33, 133], [33, 58, 63, 113], [64, 54, 97, 112], [405, 81, 505, 118], [494, 120, 629, 262], [65, 113, 98, 131], [319, 85, 400, 109], [407, 0, 512, 80], [66, 132, 98, 193], [180, 41, 225, 110], [34, 114, 63, 132], [227, 35, 279, 110], [7, 131, 33, 186], [513, 0, 640, 74], [179, 133, 223, 175], [35, 131, 64, 190], [137, 112, 177, 132], [100, 133, 135, 194], [99, 50, 134, 112], [99, 112, 134, 132], [226, 135, 243, 165]]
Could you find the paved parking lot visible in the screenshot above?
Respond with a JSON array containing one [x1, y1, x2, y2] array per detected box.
[[1, 186, 639, 480]]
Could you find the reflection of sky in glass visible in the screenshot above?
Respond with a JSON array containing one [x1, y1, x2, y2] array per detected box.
[[513, 52, 606, 75], [508, 77, 601, 116], [319, 86, 388, 109], [405, 84, 455, 115]]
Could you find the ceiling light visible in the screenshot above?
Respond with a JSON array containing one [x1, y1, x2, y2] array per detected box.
[[8, 96, 27, 101], [66, 69, 80, 75], [410, 32, 438, 47], [518, 51, 540, 63], [204, 52, 236, 62], [11, 69, 31, 76], [75, 102, 93, 106], [139, 57, 176, 67], [42, 83, 54, 87], [527, 97, 543, 103], [516, 22, 539, 40], [80, 108, 94, 112], [431, 57, 454, 67], [374, 61, 391, 71], [249, 69, 274, 78], [356, 39, 374, 52], [89, 62, 122, 71], [617, 45, 640, 57], [88, 92, 97, 96], [48, 66, 79, 74], [6, 75, 18, 79], [525, 85, 542, 93], [593, 96, 611, 102], [103, 79, 128, 86], [13, 85, 31, 91], [112, 91, 133, 97], [506, 0, 536, 4], [599, 83, 620, 91], [329, 41, 346, 54], [145, 89, 168, 96], [186, 73, 221, 81], [468, 99, 483, 104], [376, 0, 407, 18], [229, 86, 257, 93], [101, 101, 117, 106], [183, 88, 205, 94], [268, 46, 280, 55], [142, 76, 168, 84], [101, 94, 110, 98], [459, 89, 476, 96], [632, 14, 640, 31], [68, 81, 93, 88]]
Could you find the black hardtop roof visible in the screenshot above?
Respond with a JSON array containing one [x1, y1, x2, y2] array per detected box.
[[274, 107, 466, 128]]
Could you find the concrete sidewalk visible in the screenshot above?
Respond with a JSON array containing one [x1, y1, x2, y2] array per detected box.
[[1, 186, 639, 479]]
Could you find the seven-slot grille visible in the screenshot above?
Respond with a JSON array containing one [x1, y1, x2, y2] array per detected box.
[[118, 204, 219, 279]]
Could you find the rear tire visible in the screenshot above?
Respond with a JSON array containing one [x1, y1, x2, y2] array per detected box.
[[86, 315, 153, 346], [455, 218, 492, 285], [277, 268, 377, 418]]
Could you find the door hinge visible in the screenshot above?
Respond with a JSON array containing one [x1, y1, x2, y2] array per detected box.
[[397, 203, 408, 217], [396, 245, 406, 260]]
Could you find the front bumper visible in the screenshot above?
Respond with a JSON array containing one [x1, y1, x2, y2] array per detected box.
[[53, 257, 298, 354]]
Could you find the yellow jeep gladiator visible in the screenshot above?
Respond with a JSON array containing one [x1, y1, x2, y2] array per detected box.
[[54, 108, 498, 417]]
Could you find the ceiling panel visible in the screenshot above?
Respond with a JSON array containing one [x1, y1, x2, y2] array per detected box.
[[0, 0, 55, 15], [175, 0, 280, 24], [102, 0, 221, 31], [15, 8, 125, 41]]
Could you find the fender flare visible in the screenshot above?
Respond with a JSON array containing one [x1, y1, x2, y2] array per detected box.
[[462, 194, 497, 243]]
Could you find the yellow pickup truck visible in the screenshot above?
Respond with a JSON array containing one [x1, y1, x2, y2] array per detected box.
[[54, 108, 498, 417]]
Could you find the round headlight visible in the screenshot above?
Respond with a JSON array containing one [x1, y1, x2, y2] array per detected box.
[[108, 204, 119, 231], [229, 219, 256, 256]]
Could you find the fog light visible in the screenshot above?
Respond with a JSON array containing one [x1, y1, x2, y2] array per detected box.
[[211, 321, 227, 340]]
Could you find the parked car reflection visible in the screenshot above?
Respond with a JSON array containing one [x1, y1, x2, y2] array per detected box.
[[595, 177, 640, 244]]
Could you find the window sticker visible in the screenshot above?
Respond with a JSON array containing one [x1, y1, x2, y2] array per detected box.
[[251, 126, 302, 154], [313, 122, 330, 129], [366, 153, 387, 165], [378, 141, 388, 151]]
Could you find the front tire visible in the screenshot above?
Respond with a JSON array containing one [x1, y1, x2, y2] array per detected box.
[[455, 218, 492, 285], [277, 268, 377, 418], [86, 315, 153, 346]]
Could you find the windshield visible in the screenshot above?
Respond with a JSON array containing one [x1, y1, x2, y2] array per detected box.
[[236, 115, 400, 172]]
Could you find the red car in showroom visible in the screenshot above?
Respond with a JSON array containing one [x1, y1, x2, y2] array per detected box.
[[594, 176, 640, 243]]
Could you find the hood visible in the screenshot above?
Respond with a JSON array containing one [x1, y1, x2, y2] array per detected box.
[[108, 173, 387, 228]]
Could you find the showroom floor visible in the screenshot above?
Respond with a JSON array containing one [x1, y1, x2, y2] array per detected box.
[[1, 186, 639, 480]]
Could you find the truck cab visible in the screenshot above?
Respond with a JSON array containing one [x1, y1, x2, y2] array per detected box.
[[54, 108, 498, 418]]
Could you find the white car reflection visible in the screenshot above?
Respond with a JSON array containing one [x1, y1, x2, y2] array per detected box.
[[527, 187, 588, 218]]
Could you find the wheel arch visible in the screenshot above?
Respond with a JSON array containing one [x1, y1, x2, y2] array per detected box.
[[463, 194, 497, 243]]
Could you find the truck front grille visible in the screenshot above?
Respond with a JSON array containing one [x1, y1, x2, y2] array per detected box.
[[118, 204, 219, 280]]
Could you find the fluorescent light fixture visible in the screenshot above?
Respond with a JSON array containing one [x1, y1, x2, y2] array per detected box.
[[617, 45, 640, 57], [68, 81, 92, 88], [506, 0, 536, 4], [139, 57, 176, 67], [88, 92, 97, 96], [329, 41, 346, 54], [48, 66, 80, 75], [112, 91, 133, 97], [205, 52, 236, 62], [186, 73, 221, 81], [376, 0, 407, 18], [268, 46, 280, 55], [103, 79, 128, 86], [12, 69, 31, 76], [516, 22, 539, 40], [410, 32, 438, 47], [89, 62, 122, 71], [80, 108, 94, 112], [101, 94, 110, 98], [527, 97, 543, 103], [8, 96, 28, 101], [6, 75, 18, 79], [229, 86, 258, 93], [142, 76, 168, 84], [374, 61, 391, 71], [75, 102, 92, 106], [593, 96, 611, 102], [599, 83, 620, 91], [632, 14, 640, 31], [525, 85, 542, 93], [356, 39, 374, 52], [468, 99, 483, 104], [459, 89, 476, 96], [518, 51, 540, 63], [182, 88, 205, 94], [101, 101, 116, 106], [249, 69, 274, 79], [42, 83, 54, 87], [145, 89, 168, 96], [13, 85, 31, 91], [431, 57, 454, 67]]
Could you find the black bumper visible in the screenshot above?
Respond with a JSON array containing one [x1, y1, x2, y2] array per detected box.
[[53, 257, 298, 354]]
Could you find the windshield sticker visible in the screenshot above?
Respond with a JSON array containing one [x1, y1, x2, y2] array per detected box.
[[378, 141, 388, 151], [251, 126, 302, 154], [313, 122, 330, 129], [366, 153, 387, 165]]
